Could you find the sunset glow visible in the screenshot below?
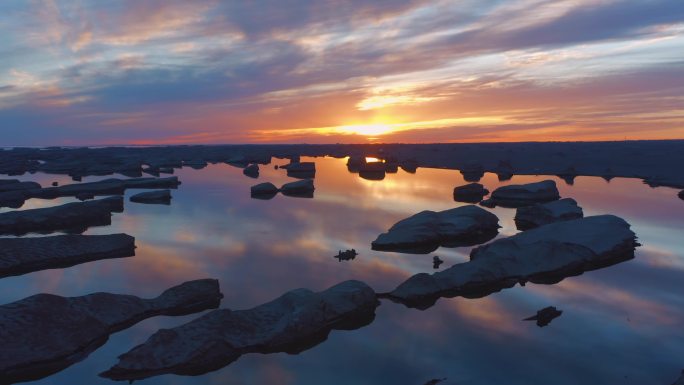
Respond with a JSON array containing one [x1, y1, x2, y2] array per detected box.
[[0, 1, 682, 145]]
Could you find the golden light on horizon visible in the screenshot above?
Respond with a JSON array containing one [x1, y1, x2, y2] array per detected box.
[[337, 123, 395, 136]]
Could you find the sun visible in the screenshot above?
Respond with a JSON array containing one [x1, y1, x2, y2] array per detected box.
[[338, 123, 394, 136]]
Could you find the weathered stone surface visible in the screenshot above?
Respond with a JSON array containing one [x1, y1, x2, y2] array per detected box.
[[482, 180, 560, 207], [453, 183, 489, 203], [101, 280, 378, 381], [250, 182, 279, 198], [523, 306, 562, 327], [371, 205, 500, 254], [243, 164, 259, 178], [515, 198, 584, 230], [281, 179, 315, 197], [386, 215, 638, 309], [0, 279, 222, 384], [130, 190, 171, 204], [0, 234, 135, 278], [0, 196, 123, 235]]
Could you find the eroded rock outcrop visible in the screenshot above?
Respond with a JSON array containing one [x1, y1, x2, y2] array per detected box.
[[481, 180, 560, 208], [0, 196, 123, 235], [0, 234, 135, 278], [453, 183, 489, 203], [371, 205, 500, 253], [514, 198, 583, 230], [101, 280, 378, 381], [386, 215, 638, 309], [130, 190, 172, 205], [0, 279, 222, 384]]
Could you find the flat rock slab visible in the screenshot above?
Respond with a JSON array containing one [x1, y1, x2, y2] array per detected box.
[[0, 196, 123, 235], [482, 180, 560, 208], [453, 183, 489, 203], [371, 205, 500, 254], [515, 198, 583, 230], [0, 279, 222, 384], [101, 280, 378, 381], [0, 234, 135, 278], [281, 179, 315, 197], [129, 190, 171, 205], [386, 215, 637, 309], [29, 177, 181, 200]]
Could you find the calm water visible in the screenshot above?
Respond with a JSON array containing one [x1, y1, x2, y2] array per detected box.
[[2, 157, 684, 385]]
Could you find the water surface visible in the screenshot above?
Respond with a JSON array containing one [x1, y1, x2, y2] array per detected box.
[[1, 157, 683, 385]]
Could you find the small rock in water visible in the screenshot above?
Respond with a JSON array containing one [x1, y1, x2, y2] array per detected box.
[[678, 190, 684, 201], [51, 181, 58, 187], [335, 249, 357, 261], [486, 180, 560, 208], [243, 164, 259, 178], [250, 182, 279, 199], [433, 256, 444, 269], [453, 183, 489, 203], [281, 179, 315, 197], [523, 306, 563, 327]]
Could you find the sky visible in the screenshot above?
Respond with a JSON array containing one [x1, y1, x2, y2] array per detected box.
[[0, 0, 683, 145]]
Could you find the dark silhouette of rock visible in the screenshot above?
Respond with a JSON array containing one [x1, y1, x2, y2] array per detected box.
[[0, 279, 222, 384], [515, 198, 584, 230], [0, 190, 28, 208], [183, 160, 208, 169], [0, 180, 41, 193], [335, 249, 357, 261], [679, 190, 684, 200], [453, 183, 489, 203], [100, 280, 378, 381], [371, 205, 500, 254], [51, 181, 58, 187], [29, 177, 180, 200], [557, 167, 578, 185], [0, 196, 123, 235], [283, 162, 316, 179], [130, 190, 172, 205], [250, 182, 279, 199], [400, 159, 418, 173], [0, 234, 135, 278], [460, 163, 484, 182], [281, 179, 315, 198], [433, 256, 444, 269], [385, 215, 638, 309], [494, 160, 514, 181], [523, 306, 563, 327], [346, 156, 365, 173], [76, 192, 94, 201], [243, 164, 259, 178], [482, 180, 560, 208]]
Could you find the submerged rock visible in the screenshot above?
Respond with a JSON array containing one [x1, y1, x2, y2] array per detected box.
[[0, 196, 124, 235], [523, 306, 563, 327], [0, 279, 222, 384], [130, 189, 172, 205], [0, 234, 135, 278], [281, 179, 315, 197], [250, 182, 279, 199], [453, 183, 489, 203], [515, 198, 584, 230], [386, 215, 638, 309], [371, 205, 500, 254], [101, 280, 378, 381], [243, 164, 259, 178], [483, 180, 560, 208]]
